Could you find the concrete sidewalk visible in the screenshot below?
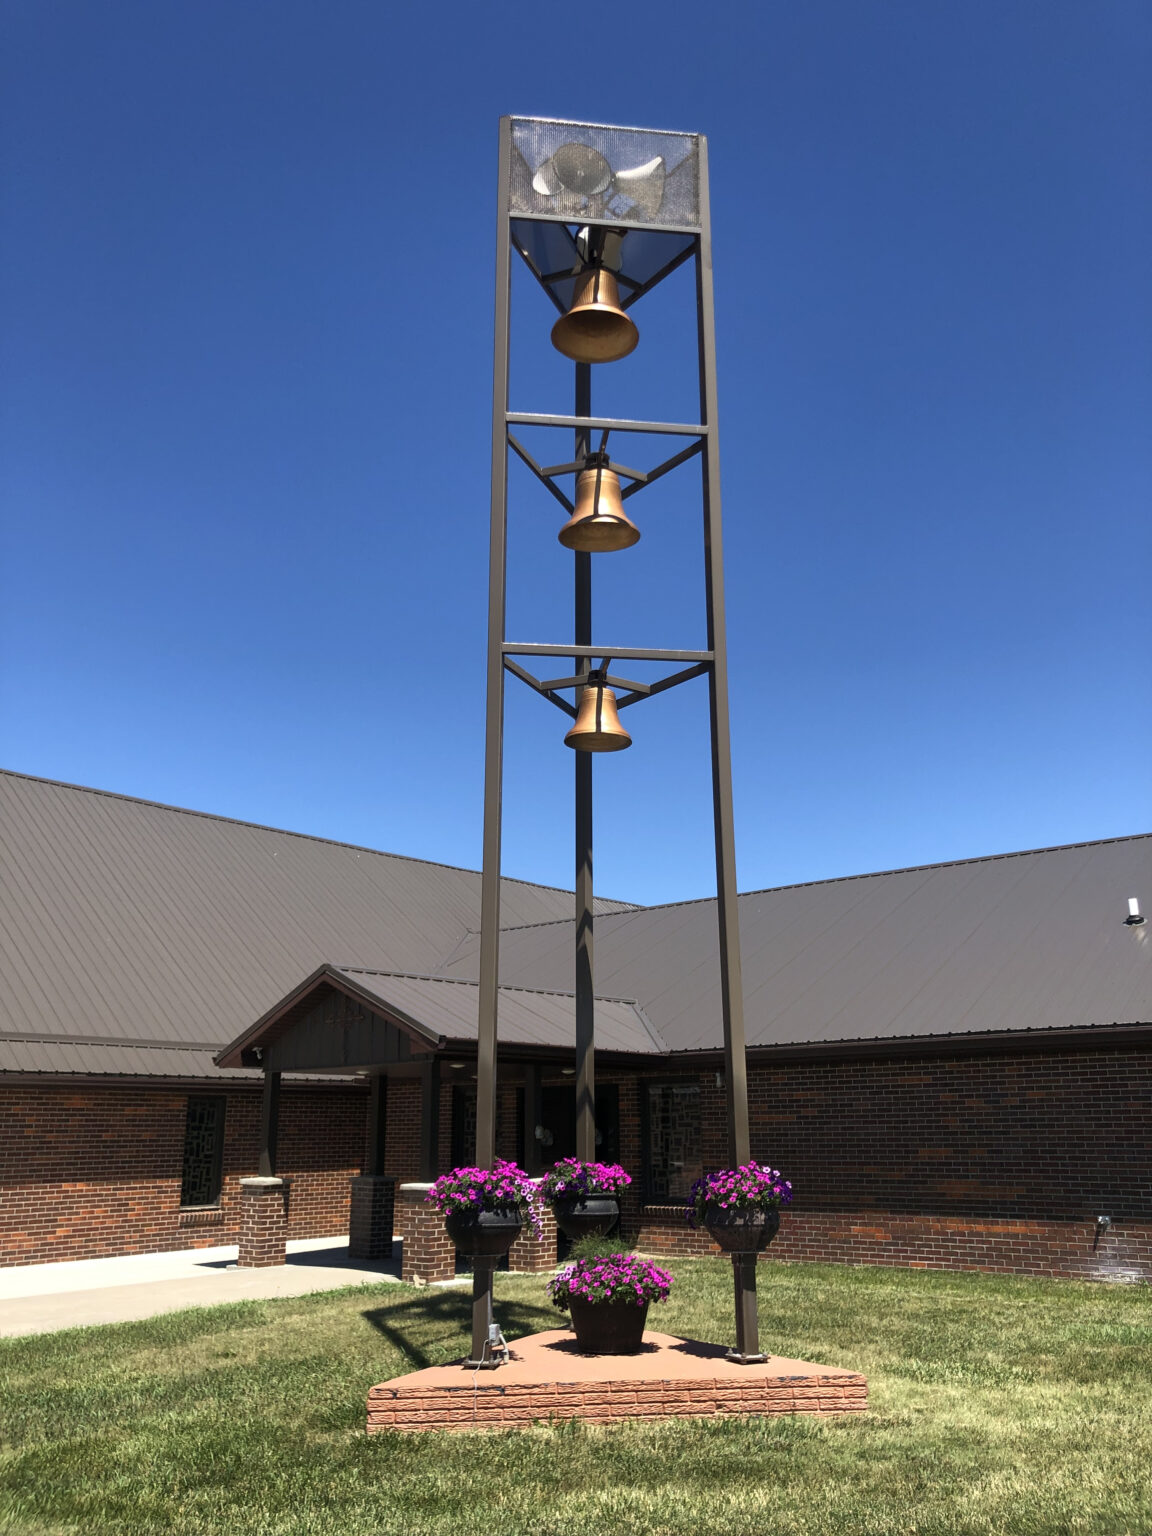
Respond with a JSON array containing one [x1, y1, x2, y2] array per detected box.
[[0, 1236, 420, 1339]]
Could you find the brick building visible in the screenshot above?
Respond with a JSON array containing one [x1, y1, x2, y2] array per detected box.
[[2, 768, 1149, 1279]]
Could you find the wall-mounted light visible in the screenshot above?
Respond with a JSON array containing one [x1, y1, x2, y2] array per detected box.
[[1125, 898, 1144, 926]]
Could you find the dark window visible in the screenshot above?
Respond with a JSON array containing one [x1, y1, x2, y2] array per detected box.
[[538, 1084, 620, 1166], [644, 1081, 702, 1200], [449, 1085, 522, 1169], [180, 1096, 225, 1207]]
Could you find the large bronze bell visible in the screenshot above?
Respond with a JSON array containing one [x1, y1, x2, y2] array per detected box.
[[551, 267, 639, 364], [558, 460, 640, 553], [564, 679, 632, 752]]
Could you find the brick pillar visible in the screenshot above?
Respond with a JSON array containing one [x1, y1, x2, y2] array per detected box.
[[396, 1183, 456, 1283], [349, 1175, 395, 1261], [238, 1176, 287, 1268], [507, 1182, 557, 1273]]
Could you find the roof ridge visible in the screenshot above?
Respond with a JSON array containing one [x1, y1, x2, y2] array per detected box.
[[0, 768, 641, 906], [449, 833, 1152, 931], [334, 965, 640, 1006]]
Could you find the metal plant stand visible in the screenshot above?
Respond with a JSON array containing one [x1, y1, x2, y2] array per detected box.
[[471, 116, 758, 1368]]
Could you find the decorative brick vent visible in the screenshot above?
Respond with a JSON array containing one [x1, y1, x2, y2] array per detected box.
[[367, 1329, 867, 1433]]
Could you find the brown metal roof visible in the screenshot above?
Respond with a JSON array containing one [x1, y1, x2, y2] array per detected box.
[[214, 965, 662, 1068], [0, 770, 636, 1074], [437, 835, 1152, 1050], [329, 968, 660, 1054]]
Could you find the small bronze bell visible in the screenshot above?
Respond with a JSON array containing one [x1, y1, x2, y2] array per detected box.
[[551, 267, 639, 364], [564, 679, 632, 752], [558, 460, 640, 553]]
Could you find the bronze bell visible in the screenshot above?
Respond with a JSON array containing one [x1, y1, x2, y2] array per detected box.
[[564, 679, 632, 752], [558, 460, 640, 553], [551, 267, 639, 364]]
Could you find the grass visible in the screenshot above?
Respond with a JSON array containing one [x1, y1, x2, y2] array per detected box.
[[1, 1259, 1149, 1536]]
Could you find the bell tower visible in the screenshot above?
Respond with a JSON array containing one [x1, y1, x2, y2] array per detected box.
[[471, 116, 760, 1368]]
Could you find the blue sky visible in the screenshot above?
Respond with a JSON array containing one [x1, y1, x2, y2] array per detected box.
[[2, 1, 1149, 905]]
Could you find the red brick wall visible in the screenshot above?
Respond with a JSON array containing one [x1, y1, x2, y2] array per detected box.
[[629, 1048, 1152, 1279], [4, 1045, 1148, 1277], [0, 1081, 368, 1267]]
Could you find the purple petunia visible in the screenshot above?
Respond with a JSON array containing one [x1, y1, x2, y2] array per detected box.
[[685, 1161, 794, 1229], [540, 1159, 632, 1201], [548, 1253, 673, 1311], [425, 1159, 546, 1239]]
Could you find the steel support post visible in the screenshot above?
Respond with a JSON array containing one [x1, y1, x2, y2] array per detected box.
[[471, 116, 514, 1369], [365, 1074, 387, 1177], [258, 1069, 281, 1177], [573, 361, 596, 1163], [697, 138, 761, 1362]]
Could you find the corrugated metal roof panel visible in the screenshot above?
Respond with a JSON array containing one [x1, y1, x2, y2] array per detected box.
[[439, 836, 1152, 1047], [0, 771, 637, 1057], [329, 969, 660, 1055], [0, 1038, 255, 1078]]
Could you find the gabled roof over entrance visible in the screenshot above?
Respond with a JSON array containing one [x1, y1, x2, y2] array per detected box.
[[215, 963, 663, 1072]]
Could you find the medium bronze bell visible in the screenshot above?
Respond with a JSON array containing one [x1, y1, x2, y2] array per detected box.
[[558, 461, 640, 553], [551, 267, 639, 364], [564, 681, 632, 752]]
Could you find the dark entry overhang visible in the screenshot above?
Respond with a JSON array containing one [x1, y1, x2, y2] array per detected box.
[[214, 962, 663, 1074]]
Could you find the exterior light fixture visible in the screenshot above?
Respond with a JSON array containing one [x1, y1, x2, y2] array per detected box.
[[1126, 898, 1144, 925], [528, 141, 668, 221]]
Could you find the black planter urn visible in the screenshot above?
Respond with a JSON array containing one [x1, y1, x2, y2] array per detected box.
[[567, 1297, 649, 1355], [552, 1193, 620, 1242], [443, 1207, 522, 1259], [703, 1206, 781, 1254]]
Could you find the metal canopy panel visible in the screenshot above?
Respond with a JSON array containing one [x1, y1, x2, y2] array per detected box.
[[511, 219, 696, 313], [510, 117, 700, 231], [330, 968, 661, 1056]]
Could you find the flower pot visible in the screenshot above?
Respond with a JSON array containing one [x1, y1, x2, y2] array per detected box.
[[552, 1193, 619, 1241], [443, 1207, 522, 1259], [703, 1206, 780, 1254], [568, 1297, 649, 1355]]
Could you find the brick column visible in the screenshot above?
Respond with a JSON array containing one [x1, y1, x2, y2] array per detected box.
[[238, 1176, 287, 1268], [349, 1175, 395, 1261], [507, 1182, 557, 1274], [396, 1183, 456, 1283]]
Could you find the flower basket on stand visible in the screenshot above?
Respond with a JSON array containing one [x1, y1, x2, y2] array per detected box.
[[687, 1162, 792, 1252], [541, 1159, 631, 1241], [548, 1252, 673, 1355], [426, 1159, 545, 1261], [687, 1162, 793, 1365]]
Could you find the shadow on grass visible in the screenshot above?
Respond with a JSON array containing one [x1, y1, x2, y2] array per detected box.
[[362, 1291, 556, 1371]]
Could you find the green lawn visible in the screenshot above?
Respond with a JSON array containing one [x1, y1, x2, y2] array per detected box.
[[1, 1259, 1148, 1536]]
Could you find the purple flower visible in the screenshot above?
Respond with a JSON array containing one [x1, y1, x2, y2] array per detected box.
[[685, 1160, 794, 1229], [425, 1159, 546, 1239]]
